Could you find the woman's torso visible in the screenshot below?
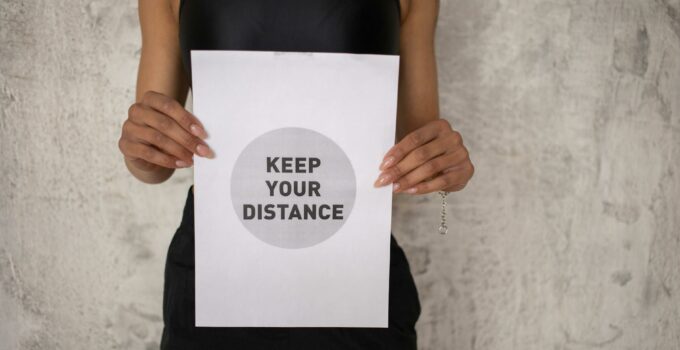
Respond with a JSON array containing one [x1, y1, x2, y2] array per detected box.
[[164, 3, 420, 348], [178, 0, 402, 85]]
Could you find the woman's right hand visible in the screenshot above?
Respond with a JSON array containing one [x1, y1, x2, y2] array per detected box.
[[118, 90, 213, 173]]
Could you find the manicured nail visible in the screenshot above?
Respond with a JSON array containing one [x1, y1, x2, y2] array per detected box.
[[404, 187, 418, 194], [392, 183, 400, 192], [196, 144, 213, 158], [190, 124, 208, 139], [176, 160, 190, 168], [373, 173, 392, 187], [379, 156, 395, 170]]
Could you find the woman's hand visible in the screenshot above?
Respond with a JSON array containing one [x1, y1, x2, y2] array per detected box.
[[373, 119, 474, 194], [118, 90, 214, 173]]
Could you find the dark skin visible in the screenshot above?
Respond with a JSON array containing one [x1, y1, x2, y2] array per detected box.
[[118, 0, 474, 195]]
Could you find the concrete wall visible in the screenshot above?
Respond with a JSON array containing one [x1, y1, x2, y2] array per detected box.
[[1, 0, 678, 349]]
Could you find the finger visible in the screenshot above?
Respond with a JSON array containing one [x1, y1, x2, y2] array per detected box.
[[402, 161, 474, 195], [141, 90, 209, 139], [379, 119, 450, 170], [374, 128, 466, 187], [374, 128, 464, 188], [121, 139, 188, 169], [373, 137, 445, 187], [124, 121, 194, 165], [129, 103, 214, 158], [392, 146, 469, 192]]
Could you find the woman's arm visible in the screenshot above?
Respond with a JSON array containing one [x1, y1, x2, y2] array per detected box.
[[395, 0, 440, 140], [374, 0, 475, 194], [137, 0, 188, 106], [119, 0, 212, 184]]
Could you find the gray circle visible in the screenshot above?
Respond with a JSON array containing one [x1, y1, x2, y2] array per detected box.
[[231, 127, 356, 249]]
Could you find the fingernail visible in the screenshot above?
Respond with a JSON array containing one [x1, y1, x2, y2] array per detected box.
[[176, 160, 190, 168], [392, 183, 400, 192], [196, 144, 213, 158], [373, 173, 392, 187], [379, 156, 395, 170], [190, 124, 208, 138], [405, 187, 418, 194]]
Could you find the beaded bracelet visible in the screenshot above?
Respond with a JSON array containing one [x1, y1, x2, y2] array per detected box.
[[438, 191, 449, 234]]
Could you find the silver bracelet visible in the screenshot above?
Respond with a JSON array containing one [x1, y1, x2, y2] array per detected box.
[[438, 191, 449, 234]]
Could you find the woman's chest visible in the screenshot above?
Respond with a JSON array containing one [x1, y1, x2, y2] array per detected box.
[[177, 0, 402, 81]]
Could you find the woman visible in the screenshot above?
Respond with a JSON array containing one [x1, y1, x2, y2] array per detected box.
[[118, 0, 474, 348]]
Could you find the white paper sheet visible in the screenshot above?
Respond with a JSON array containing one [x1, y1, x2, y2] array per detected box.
[[191, 50, 399, 327]]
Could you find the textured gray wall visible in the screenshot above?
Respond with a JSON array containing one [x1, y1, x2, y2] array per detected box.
[[1, 0, 679, 349]]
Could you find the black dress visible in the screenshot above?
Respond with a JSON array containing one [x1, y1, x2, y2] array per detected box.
[[161, 1, 421, 349]]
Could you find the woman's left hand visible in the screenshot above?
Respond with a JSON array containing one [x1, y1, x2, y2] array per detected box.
[[373, 119, 474, 194]]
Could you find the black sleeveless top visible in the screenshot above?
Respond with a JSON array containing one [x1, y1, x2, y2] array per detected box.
[[179, 0, 401, 84], [163, 2, 420, 349]]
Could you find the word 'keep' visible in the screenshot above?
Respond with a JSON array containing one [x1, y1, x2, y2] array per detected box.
[[267, 157, 321, 173]]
